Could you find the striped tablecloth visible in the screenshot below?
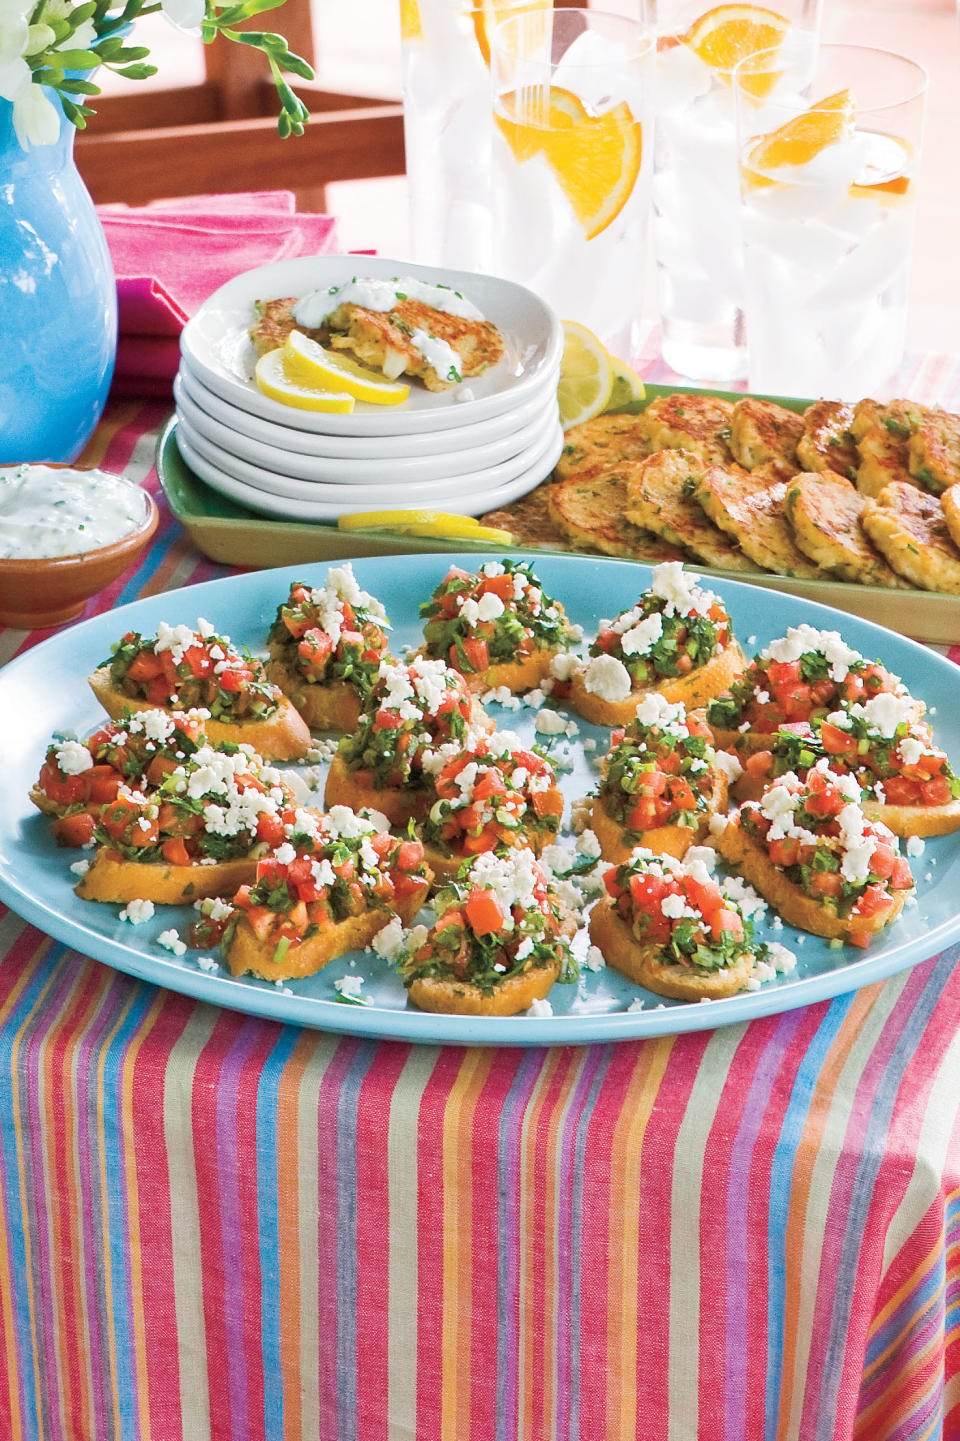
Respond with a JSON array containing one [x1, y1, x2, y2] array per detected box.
[[2, 387, 960, 1441]]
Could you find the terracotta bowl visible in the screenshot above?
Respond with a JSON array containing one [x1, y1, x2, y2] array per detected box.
[[0, 466, 159, 630]]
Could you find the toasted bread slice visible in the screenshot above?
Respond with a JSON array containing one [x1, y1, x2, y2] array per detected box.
[[589, 900, 757, 1001], [224, 891, 427, 982], [480, 483, 567, 549], [569, 642, 745, 727], [421, 826, 554, 885], [715, 818, 907, 942], [413, 643, 561, 697], [861, 483, 960, 594], [728, 397, 804, 471], [407, 955, 562, 1016], [796, 400, 859, 479], [907, 412, 960, 495], [641, 393, 735, 466], [861, 796, 960, 838], [264, 656, 362, 731], [324, 752, 432, 827], [88, 668, 311, 762], [547, 473, 685, 561], [944, 484, 960, 551], [75, 850, 257, 905], [784, 471, 907, 587], [693, 465, 819, 578], [554, 412, 655, 482], [589, 767, 728, 865], [623, 450, 753, 571]]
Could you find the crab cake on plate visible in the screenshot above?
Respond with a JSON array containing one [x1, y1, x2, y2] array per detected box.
[[861, 483, 960, 594], [547, 473, 685, 561], [642, 393, 735, 466], [728, 397, 805, 472], [907, 411, 960, 495], [784, 471, 907, 587], [324, 297, 504, 391], [855, 400, 931, 499], [623, 450, 753, 571], [249, 298, 322, 357], [693, 464, 819, 578], [554, 412, 655, 482], [850, 398, 885, 442], [796, 400, 859, 480], [480, 484, 566, 549], [943, 484, 960, 550]]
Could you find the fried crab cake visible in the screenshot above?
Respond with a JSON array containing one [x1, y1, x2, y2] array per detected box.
[[249, 298, 323, 357], [855, 400, 932, 499], [728, 397, 805, 472], [784, 471, 907, 588], [547, 472, 685, 561], [692, 464, 819, 578], [623, 450, 753, 571], [861, 482, 960, 594], [907, 411, 960, 495], [553, 412, 656, 482], [641, 393, 735, 466], [324, 297, 504, 391], [850, 398, 885, 442], [796, 400, 859, 480], [943, 484, 960, 550], [480, 484, 567, 549]]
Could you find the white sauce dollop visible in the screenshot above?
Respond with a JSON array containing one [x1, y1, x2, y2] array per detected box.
[[293, 274, 485, 329], [0, 465, 149, 560]]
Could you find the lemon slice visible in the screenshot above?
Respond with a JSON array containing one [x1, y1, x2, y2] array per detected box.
[[338, 510, 512, 541], [557, 321, 614, 430], [606, 354, 646, 409], [255, 349, 355, 413], [284, 331, 410, 406]]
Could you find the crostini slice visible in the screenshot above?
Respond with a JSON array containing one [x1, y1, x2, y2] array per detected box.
[[418, 734, 563, 881], [74, 740, 303, 905], [418, 559, 576, 695], [706, 622, 919, 754], [732, 695, 960, 838], [589, 847, 775, 1001], [324, 656, 493, 827], [264, 564, 393, 731], [30, 708, 207, 847], [396, 847, 578, 1016], [715, 762, 913, 947], [567, 561, 745, 726], [195, 806, 433, 981], [90, 618, 310, 761], [589, 694, 730, 864]]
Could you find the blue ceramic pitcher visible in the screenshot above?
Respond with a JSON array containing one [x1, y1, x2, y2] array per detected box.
[[0, 92, 117, 464]]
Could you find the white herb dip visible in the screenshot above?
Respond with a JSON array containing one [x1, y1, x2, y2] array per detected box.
[[0, 465, 149, 560], [293, 275, 485, 330]]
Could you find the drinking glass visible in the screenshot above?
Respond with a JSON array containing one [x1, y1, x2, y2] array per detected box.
[[643, 0, 821, 382], [487, 8, 654, 358], [734, 43, 927, 399]]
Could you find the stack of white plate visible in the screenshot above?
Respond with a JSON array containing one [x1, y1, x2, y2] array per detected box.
[[174, 255, 565, 523]]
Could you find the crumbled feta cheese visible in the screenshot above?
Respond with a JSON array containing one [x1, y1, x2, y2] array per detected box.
[[476, 592, 504, 622], [157, 929, 187, 956], [583, 738, 597, 753], [334, 975, 367, 1001], [576, 828, 602, 860], [626, 997, 645, 1013], [619, 612, 663, 656], [535, 707, 568, 736], [583, 653, 632, 703], [761, 624, 861, 683], [906, 835, 925, 858], [766, 942, 797, 974], [371, 916, 405, 962], [583, 945, 605, 972], [897, 736, 926, 768], [118, 898, 155, 925], [712, 749, 743, 783], [69, 858, 90, 877], [549, 652, 580, 682], [515, 937, 534, 961], [528, 997, 553, 1018], [55, 739, 93, 775]]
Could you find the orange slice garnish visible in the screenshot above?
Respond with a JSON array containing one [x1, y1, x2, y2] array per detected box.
[[472, 0, 552, 67], [684, 3, 790, 92], [399, 0, 421, 41], [496, 88, 642, 240], [745, 89, 854, 175]]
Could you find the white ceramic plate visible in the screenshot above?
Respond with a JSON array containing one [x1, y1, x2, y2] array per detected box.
[[175, 403, 561, 500], [175, 420, 564, 521], [179, 254, 563, 436], [175, 364, 560, 459], [175, 374, 560, 485]]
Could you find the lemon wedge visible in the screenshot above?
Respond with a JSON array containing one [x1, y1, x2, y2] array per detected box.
[[255, 349, 355, 413], [606, 354, 646, 409], [284, 331, 410, 406], [557, 321, 614, 430], [338, 510, 512, 542]]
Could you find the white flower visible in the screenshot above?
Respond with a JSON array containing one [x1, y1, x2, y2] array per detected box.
[[11, 76, 59, 145], [160, 0, 205, 34], [0, 0, 61, 147]]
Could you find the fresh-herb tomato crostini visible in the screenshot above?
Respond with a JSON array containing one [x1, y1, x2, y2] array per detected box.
[[715, 762, 914, 947], [194, 805, 433, 982], [395, 848, 578, 1016], [31, 708, 206, 847], [569, 563, 744, 726], [733, 692, 960, 837], [419, 735, 563, 880], [90, 618, 310, 761], [706, 623, 916, 754], [324, 657, 493, 826], [265, 563, 392, 731], [589, 848, 773, 1002], [589, 693, 730, 864], [74, 740, 301, 905], [418, 559, 575, 694]]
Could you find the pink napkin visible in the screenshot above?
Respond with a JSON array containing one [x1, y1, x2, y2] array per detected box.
[[98, 191, 341, 396]]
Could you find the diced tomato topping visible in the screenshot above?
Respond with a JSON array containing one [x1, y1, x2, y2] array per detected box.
[[396, 840, 424, 871], [84, 764, 122, 804], [627, 798, 659, 831], [217, 668, 247, 692], [531, 788, 564, 819], [854, 883, 892, 918], [848, 931, 871, 949], [809, 871, 843, 898], [710, 908, 744, 942], [146, 676, 172, 705], [820, 722, 858, 757], [125, 650, 165, 682], [38, 760, 85, 807], [478, 573, 515, 602], [52, 812, 96, 848], [603, 867, 621, 898], [745, 750, 774, 780], [868, 844, 896, 879], [769, 837, 801, 868], [766, 659, 801, 687], [882, 775, 919, 805], [374, 709, 403, 731], [162, 838, 191, 866], [891, 857, 913, 889], [921, 775, 952, 807], [465, 889, 505, 936], [460, 637, 489, 672], [256, 812, 285, 846], [298, 627, 334, 677]]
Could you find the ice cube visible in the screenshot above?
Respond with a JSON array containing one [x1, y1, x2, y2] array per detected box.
[[654, 43, 713, 113]]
